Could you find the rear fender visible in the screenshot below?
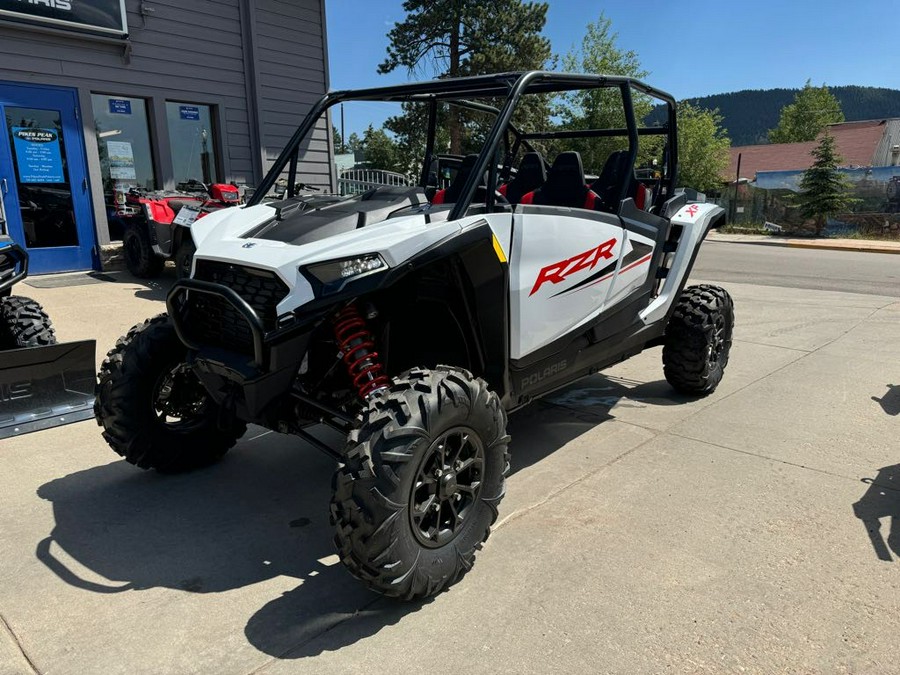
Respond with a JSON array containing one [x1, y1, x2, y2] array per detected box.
[[640, 202, 725, 325]]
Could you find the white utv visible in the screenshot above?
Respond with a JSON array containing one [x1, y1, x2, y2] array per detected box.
[[95, 72, 733, 600]]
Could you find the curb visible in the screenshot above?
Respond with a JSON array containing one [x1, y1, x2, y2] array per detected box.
[[773, 241, 900, 255], [707, 235, 900, 255]]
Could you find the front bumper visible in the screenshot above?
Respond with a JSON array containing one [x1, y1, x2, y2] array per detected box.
[[167, 278, 312, 421], [0, 243, 28, 295]]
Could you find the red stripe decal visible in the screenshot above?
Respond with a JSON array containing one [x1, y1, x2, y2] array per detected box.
[[562, 253, 652, 295], [618, 254, 652, 275], [571, 272, 615, 292]]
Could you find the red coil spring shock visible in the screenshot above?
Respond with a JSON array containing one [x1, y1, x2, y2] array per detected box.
[[332, 304, 390, 399]]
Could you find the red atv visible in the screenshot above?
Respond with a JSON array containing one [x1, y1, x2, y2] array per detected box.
[[121, 180, 242, 279]]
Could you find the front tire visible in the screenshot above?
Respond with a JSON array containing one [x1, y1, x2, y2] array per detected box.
[[175, 236, 196, 280], [663, 284, 734, 395], [94, 313, 246, 472], [331, 366, 510, 600], [0, 295, 56, 349], [123, 225, 164, 279]]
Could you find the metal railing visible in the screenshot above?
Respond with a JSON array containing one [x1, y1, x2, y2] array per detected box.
[[337, 168, 412, 196]]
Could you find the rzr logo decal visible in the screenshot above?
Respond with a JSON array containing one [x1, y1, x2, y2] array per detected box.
[[529, 238, 617, 296]]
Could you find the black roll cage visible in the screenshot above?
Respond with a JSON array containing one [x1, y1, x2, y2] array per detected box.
[[247, 71, 679, 220]]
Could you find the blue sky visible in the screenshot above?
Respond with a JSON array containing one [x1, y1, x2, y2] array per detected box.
[[325, 0, 898, 135]]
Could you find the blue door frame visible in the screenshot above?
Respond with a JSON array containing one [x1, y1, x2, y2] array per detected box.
[[0, 82, 96, 274]]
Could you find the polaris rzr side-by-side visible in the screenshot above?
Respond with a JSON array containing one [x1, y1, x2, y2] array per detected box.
[[95, 71, 734, 600], [120, 180, 243, 279]]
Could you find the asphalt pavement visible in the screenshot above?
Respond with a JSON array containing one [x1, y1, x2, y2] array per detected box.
[[1, 242, 899, 674], [695, 239, 900, 297]]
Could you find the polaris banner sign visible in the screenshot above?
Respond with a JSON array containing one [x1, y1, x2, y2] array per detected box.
[[0, 0, 128, 36]]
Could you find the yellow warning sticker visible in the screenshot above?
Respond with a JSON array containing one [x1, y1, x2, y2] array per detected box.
[[491, 234, 507, 263]]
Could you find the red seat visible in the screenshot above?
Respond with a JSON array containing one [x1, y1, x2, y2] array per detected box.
[[591, 151, 654, 213], [430, 154, 483, 205], [501, 152, 547, 205], [518, 152, 599, 210]]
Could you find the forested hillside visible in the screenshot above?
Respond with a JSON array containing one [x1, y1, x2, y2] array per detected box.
[[647, 86, 900, 145]]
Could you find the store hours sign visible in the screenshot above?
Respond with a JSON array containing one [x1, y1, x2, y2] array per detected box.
[[0, 0, 128, 36], [12, 128, 65, 184]]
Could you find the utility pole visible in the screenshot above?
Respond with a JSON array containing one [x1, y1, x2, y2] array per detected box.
[[731, 152, 742, 224]]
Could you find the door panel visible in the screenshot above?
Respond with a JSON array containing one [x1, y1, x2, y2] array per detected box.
[[510, 207, 626, 360], [0, 83, 95, 273]]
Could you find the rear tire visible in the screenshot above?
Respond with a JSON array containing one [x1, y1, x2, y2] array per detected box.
[[123, 225, 164, 279], [94, 313, 246, 472], [663, 284, 734, 396], [0, 295, 56, 349], [331, 366, 510, 600]]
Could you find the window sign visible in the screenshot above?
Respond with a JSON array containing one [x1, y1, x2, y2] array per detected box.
[[11, 127, 65, 184], [106, 141, 136, 180], [108, 99, 132, 115], [0, 0, 128, 36], [179, 106, 200, 121]]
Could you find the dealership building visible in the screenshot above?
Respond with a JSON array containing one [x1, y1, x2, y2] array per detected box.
[[0, 0, 332, 274]]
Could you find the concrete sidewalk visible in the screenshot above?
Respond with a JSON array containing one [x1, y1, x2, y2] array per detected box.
[[708, 230, 900, 254], [1, 271, 899, 673]]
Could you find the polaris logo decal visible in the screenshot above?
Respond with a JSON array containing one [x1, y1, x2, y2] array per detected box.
[[11, 0, 72, 9], [0, 381, 32, 402], [521, 360, 567, 388], [529, 238, 617, 296]]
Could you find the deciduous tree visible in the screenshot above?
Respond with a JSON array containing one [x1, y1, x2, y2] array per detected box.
[[677, 102, 731, 194], [361, 125, 401, 172], [769, 80, 844, 143], [553, 13, 649, 172]]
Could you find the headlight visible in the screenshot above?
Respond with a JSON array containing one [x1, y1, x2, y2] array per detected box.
[[303, 254, 387, 293]]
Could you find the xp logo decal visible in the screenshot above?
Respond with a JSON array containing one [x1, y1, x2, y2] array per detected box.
[[529, 238, 617, 296], [685, 204, 700, 218]]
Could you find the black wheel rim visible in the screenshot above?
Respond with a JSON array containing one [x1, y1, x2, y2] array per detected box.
[[709, 314, 727, 365], [410, 427, 484, 548], [151, 363, 209, 431]]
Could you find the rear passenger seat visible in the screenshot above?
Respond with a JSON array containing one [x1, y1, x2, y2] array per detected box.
[[498, 152, 546, 205], [591, 150, 652, 213], [518, 151, 600, 210]]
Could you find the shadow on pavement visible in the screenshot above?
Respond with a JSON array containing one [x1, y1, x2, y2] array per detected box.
[[853, 464, 900, 562], [872, 384, 900, 416], [35, 373, 684, 659]]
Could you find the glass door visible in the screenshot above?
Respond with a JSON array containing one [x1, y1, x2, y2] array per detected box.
[[0, 83, 96, 273]]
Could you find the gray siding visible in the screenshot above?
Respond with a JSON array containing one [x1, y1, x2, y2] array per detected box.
[[873, 120, 900, 167], [255, 0, 331, 187], [0, 0, 330, 243]]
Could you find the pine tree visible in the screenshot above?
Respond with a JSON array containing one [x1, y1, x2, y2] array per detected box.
[[796, 132, 854, 235], [379, 0, 551, 154], [769, 80, 844, 143]]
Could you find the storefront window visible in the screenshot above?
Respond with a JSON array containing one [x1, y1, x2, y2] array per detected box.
[[92, 94, 156, 206], [165, 102, 218, 187]]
